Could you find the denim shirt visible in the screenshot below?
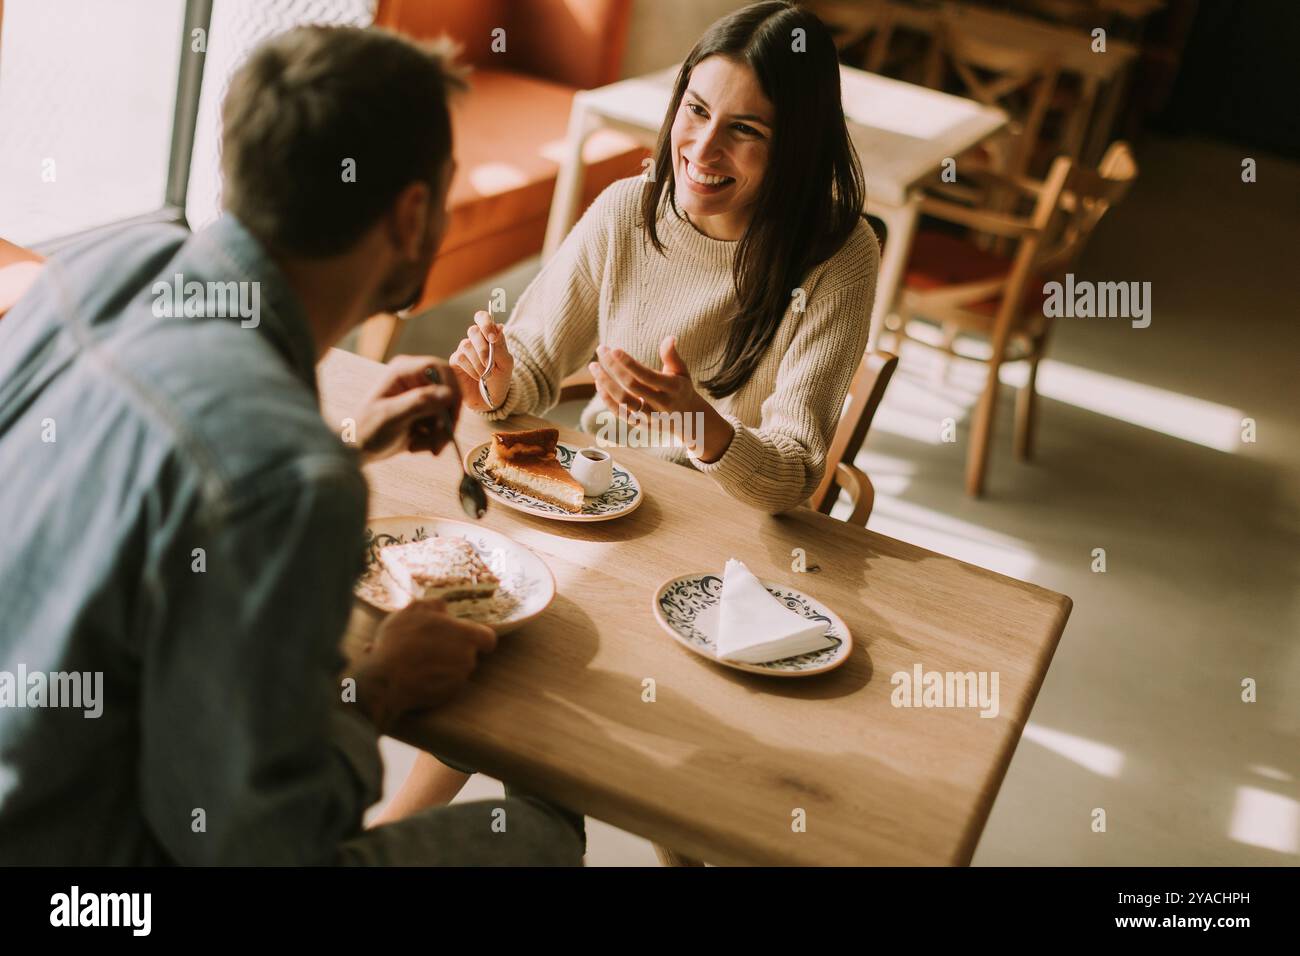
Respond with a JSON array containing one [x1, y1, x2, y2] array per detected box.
[[0, 216, 381, 864]]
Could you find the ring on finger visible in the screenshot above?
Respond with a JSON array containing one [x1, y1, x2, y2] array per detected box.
[[628, 393, 648, 427]]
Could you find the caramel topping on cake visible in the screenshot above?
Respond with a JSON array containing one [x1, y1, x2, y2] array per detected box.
[[492, 427, 559, 462]]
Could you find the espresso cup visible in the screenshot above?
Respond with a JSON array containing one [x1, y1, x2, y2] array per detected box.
[[570, 447, 613, 496]]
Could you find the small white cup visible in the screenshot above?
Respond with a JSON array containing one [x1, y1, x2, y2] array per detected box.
[[570, 447, 613, 496]]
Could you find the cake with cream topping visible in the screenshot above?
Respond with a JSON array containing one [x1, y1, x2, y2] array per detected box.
[[378, 536, 499, 602]]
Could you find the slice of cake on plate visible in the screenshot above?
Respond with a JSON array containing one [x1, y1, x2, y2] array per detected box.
[[379, 536, 499, 601], [485, 427, 585, 513]]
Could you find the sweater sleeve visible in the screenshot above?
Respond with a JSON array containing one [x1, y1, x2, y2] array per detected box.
[[482, 181, 634, 421], [687, 228, 879, 514]]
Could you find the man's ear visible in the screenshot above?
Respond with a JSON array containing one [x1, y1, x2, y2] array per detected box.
[[388, 181, 431, 258]]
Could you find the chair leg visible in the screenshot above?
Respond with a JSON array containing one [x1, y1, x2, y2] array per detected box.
[[965, 358, 1002, 497], [356, 312, 402, 362], [937, 321, 959, 384], [883, 315, 906, 354], [1014, 355, 1040, 461], [654, 843, 705, 867]]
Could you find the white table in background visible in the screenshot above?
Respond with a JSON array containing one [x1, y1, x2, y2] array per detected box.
[[541, 64, 1006, 350]]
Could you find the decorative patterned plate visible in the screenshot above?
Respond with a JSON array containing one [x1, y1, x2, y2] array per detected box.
[[652, 573, 852, 676], [354, 516, 555, 635], [463, 440, 643, 522]]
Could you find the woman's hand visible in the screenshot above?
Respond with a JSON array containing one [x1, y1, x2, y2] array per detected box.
[[590, 336, 734, 462], [354, 355, 460, 464], [449, 311, 514, 412]]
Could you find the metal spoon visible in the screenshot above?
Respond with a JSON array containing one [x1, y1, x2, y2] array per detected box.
[[423, 366, 488, 519], [478, 337, 495, 409]]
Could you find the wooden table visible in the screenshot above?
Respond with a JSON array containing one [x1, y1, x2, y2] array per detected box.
[[541, 64, 1006, 352], [323, 349, 1071, 865]]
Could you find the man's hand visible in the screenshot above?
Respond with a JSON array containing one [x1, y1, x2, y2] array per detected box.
[[348, 600, 497, 735], [354, 355, 461, 464]]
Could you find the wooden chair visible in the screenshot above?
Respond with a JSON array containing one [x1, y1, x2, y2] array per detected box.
[[923, 20, 1060, 183], [557, 348, 898, 526], [1010, 0, 1116, 31], [803, 0, 938, 84], [888, 141, 1138, 496], [558, 366, 598, 404], [354, 0, 646, 361], [801, 0, 897, 72], [0, 238, 44, 320], [1006, 0, 1118, 167], [810, 349, 899, 524]]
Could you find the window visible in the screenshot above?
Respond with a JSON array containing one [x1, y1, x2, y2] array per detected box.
[[185, 0, 375, 231], [0, 0, 186, 245], [0, 0, 376, 248]]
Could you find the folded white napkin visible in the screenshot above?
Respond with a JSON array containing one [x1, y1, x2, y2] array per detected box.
[[713, 559, 833, 663]]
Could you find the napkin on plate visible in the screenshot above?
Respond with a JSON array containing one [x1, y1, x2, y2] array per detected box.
[[713, 559, 834, 663]]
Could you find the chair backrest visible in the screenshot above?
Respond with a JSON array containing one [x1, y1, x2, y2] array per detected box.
[[803, 0, 896, 72], [979, 142, 1136, 334], [1034, 141, 1139, 280], [1011, 0, 1112, 30], [905, 142, 1137, 340], [973, 154, 1074, 335], [374, 0, 633, 90], [811, 349, 899, 515], [926, 20, 1059, 176]]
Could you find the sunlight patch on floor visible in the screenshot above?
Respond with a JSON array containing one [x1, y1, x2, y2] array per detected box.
[[1228, 786, 1299, 854], [883, 335, 1244, 453], [1000, 360, 1245, 453], [866, 496, 1038, 579], [1020, 723, 1126, 778], [1248, 764, 1294, 783]]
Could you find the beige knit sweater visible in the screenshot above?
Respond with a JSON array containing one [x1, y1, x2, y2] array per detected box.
[[484, 176, 879, 513]]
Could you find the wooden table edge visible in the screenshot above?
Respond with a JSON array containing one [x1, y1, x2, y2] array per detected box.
[[953, 592, 1073, 866]]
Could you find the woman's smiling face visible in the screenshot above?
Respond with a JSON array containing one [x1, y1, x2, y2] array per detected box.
[[669, 55, 774, 241]]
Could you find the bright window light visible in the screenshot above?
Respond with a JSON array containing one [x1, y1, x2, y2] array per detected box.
[[0, 0, 183, 243]]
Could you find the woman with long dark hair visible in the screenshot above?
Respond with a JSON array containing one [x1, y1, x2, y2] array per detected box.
[[448, 0, 877, 514], [375, 1, 878, 831]]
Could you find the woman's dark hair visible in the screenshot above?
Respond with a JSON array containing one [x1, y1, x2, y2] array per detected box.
[[639, 0, 864, 398]]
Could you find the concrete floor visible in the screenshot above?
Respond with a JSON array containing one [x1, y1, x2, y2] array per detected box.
[[358, 134, 1300, 865]]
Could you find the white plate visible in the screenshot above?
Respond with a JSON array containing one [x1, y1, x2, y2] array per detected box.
[[652, 572, 853, 676], [354, 516, 555, 635], [463, 440, 643, 522]]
